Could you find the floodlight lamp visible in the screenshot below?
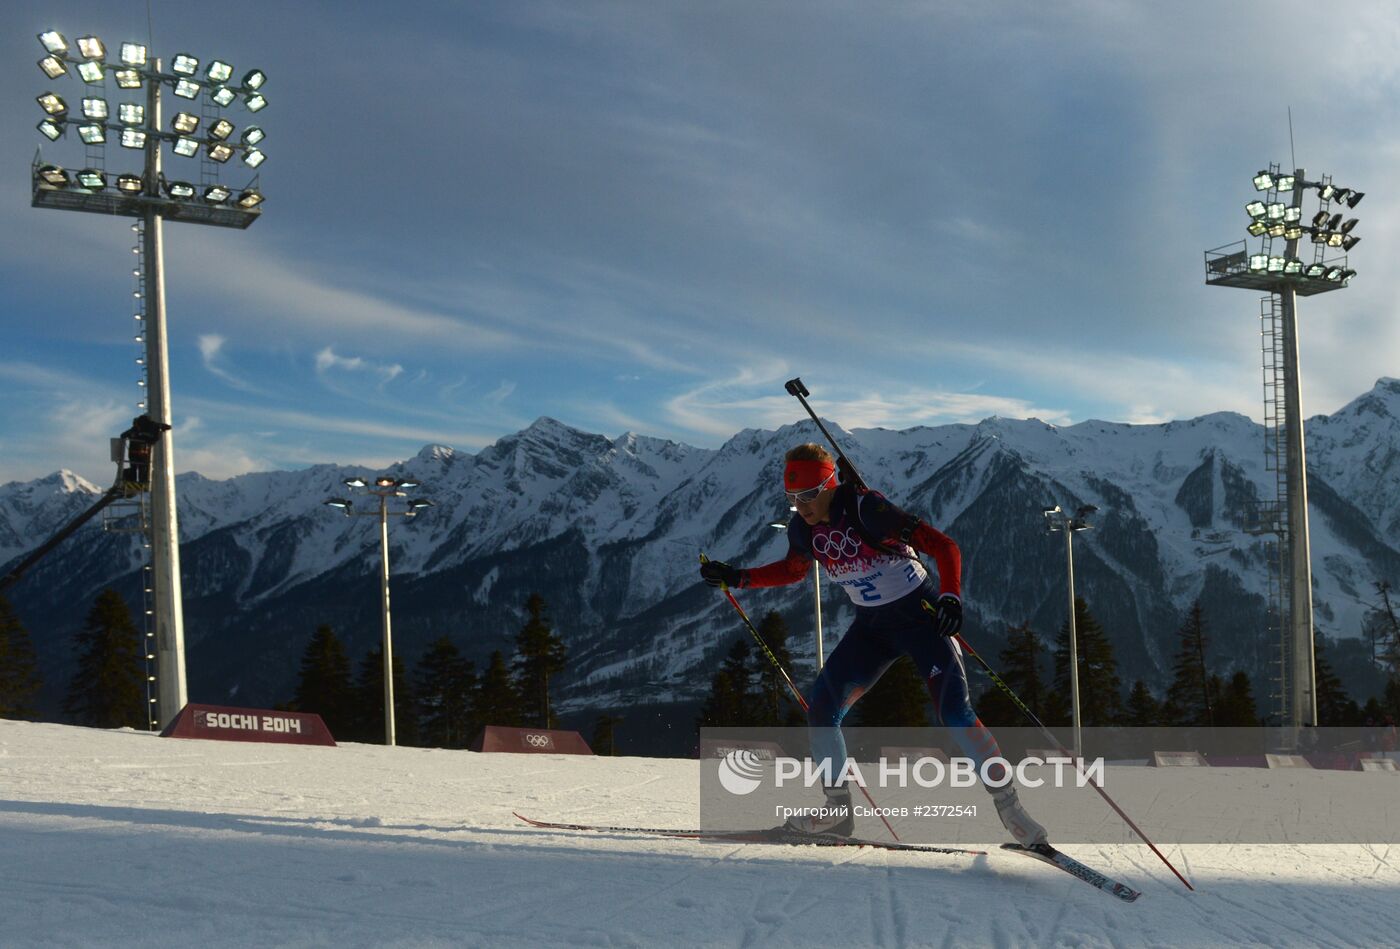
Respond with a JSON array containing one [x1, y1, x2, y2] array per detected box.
[[1332, 188, 1351, 206], [242, 69, 266, 90], [119, 102, 144, 125], [324, 498, 353, 512], [172, 137, 199, 157], [81, 97, 108, 120], [1346, 191, 1365, 208], [1340, 218, 1358, 234], [240, 126, 264, 146], [120, 127, 147, 149], [406, 499, 434, 512], [1266, 202, 1286, 221], [1340, 268, 1357, 281], [38, 164, 68, 186], [115, 68, 142, 89], [242, 148, 266, 168], [173, 79, 201, 99], [1316, 183, 1336, 201], [209, 118, 234, 140], [1309, 228, 1327, 244], [1283, 258, 1303, 274], [1327, 232, 1345, 247], [207, 142, 234, 163], [76, 35, 106, 60], [375, 476, 397, 488], [1304, 263, 1326, 278], [211, 85, 236, 107], [165, 180, 196, 199], [77, 61, 104, 84], [120, 43, 147, 66], [172, 112, 199, 133], [244, 92, 267, 112], [1245, 200, 1267, 219], [38, 31, 68, 54], [37, 119, 62, 141], [1248, 254, 1268, 272], [1275, 174, 1296, 191], [117, 174, 143, 193], [1327, 213, 1343, 230], [1283, 225, 1303, 241], [206, 60, 233, 83], [237, 189, 264, 208], [203, 184, 231, 203], [77, 169, 106, 190], [1267, 256, 1286, 273], [39, 55, 67, 79], [1253, 171, 1274, 190], [1246, 221, 1267, 236], [1325, 267, 1344, 281], [1267, 222, 1286, 238], [171, 53, 198, 76], [77, 124, 106, 144], [344, 477, 367, 488], [1342, 235, 1361, 251], [1283, 206, 1301, 223], [1043, 505, 1062, 516], [37, 92, 67, 115], [398, 479, 422, 490], [1311, 210, 1329, 227]]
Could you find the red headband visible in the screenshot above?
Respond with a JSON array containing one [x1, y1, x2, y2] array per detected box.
[[784, 459, 836, 491]]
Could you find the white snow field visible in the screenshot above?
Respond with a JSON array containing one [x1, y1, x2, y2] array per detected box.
[[3, 720, 1398, 949]]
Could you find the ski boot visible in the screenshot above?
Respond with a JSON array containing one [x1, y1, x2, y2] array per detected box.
[[783, 785, 854, 836], [992, 786, 1048, 847]]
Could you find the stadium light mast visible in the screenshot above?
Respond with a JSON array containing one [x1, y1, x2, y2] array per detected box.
[[325, 478, 434, 746], [1204, 164, 1363, 747], [770, 510, 825, 670], [1044, 504, 1095, 759], [30, 31, 269, 729]]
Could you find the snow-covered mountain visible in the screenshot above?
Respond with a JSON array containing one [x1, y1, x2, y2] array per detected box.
[[7, 380, 1400, 720]]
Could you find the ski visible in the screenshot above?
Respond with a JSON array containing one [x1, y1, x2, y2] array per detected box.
[[1000, 843, 1141, 903], [513, 813, 985, 856]]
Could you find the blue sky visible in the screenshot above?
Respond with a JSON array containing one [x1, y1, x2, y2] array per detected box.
[[4, 1, 1399, 483]]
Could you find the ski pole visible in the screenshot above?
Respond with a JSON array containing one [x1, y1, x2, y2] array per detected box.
[[922, 602, 1195, 892], [702, 553, 901, 841], [784, 377, 868, 491]]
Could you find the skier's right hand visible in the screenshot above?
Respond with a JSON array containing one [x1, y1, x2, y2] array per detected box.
[[700, 560, 743, 589]]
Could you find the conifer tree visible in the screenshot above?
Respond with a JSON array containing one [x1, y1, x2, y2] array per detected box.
[[0, 596, 42, 720], [1123, 679, 1162, 726], [65, 589, 145, 728], [697, 638, 756, 728], [1052, 597, 1122, 725], [291, 625, 354, 737], [752, 611, 803, 725], [415, 636, 477, 748], [853, 657, 931, 726], [1212, 671, 1259, 726], [976, 621, 1046, 726], [471, 649, 523, 731], [1161, 602, 1214, 726], [591, 713, 623, 756], [513, 594, 568, 728], [1314, 636, 1359, 726], [353, 645, 417, 744]]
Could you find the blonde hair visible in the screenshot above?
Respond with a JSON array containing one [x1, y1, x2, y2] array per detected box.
[[785, 443, 833, 463]]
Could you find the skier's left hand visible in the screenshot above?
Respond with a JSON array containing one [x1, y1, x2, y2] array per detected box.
[[930, 594, 962, 636]]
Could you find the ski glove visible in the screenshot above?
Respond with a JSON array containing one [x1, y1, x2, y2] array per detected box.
[[930, 594, 963, 637], [700, 560, 743, 589]]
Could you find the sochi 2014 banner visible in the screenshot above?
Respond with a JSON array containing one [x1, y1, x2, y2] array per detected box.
[[161, 703, 336, 746]]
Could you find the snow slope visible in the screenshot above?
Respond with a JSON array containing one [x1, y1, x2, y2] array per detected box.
[[3, 720, 1398, 948]]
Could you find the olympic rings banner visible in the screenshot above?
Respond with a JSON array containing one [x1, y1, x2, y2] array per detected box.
[[471, 725, 593, 755]]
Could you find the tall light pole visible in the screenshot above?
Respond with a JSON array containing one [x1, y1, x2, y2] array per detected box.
[[770, 513, 824, 670], [1205, 165, 1363, 745], [31, 30, 269, 728], [325, 477, 433, 746], [1044, 504, 1096, 759]]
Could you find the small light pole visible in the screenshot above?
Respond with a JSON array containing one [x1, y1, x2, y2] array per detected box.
[[325, 476, 433, 746], [1044, 504, 1096, 759], [770, 509, 824, 670]]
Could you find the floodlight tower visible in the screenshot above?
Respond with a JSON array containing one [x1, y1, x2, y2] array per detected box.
[[30, 30, 269, 728], [325, 478, 434, 746], [1044, 504, 1096, 759], [1204, 165, 1363, 745]]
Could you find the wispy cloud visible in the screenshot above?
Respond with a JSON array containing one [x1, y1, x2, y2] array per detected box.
[[314, 347, 405, 387]]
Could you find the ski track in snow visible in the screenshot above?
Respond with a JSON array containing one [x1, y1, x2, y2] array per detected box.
[[3, 722, 1400, 947]]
